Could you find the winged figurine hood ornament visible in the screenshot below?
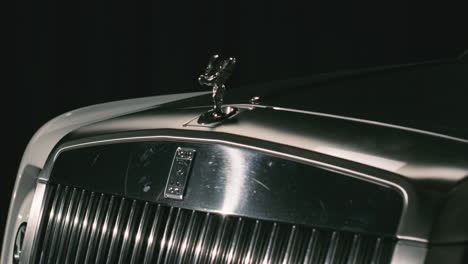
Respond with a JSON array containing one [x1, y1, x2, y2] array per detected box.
[[197, 54, 238, 124]]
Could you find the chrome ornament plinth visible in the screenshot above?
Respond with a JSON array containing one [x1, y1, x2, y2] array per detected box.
[[197, 54, 237, 124], [197, 105, 238, 124]]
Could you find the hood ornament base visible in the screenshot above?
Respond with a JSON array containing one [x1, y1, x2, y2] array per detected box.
[[197, 54, 237, 124], [197, 105, 239, 124]]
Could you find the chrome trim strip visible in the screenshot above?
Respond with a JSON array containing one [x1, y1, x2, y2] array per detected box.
[[19, 181, 47, 263]]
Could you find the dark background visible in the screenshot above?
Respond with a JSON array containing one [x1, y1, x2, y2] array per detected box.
[[5, 1, 467, 251]]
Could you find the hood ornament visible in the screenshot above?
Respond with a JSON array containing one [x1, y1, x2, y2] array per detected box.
[[197, 54, 238, 124]]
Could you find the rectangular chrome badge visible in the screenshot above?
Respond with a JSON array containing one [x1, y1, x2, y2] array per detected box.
[[164, 147, 196, 200]]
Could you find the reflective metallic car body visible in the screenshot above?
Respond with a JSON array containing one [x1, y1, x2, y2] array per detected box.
[[2, 59, 467, 263]]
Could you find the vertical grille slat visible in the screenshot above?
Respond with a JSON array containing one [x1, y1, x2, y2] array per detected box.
[[176, 210, 200, 263], [118, 200, 140, 264], [37, 184, 62, 263], [63, 189, 88, 263], [130, 202, 151, 264], [209, 216, 231, 264], [282, 225, 299, 264], [303, 229, 319, 264], [45, 186, 71, 263], [262, 222, 279, 263], [166, 208, 196, 264], [73, 191, 98, 263], [191, 212, 212, 264], [156, 207, 177, 264], [244, 220, 262, 264], [84, 193, 108, 263], [34, 184, 396, 264], [370, 238, 384, 264], [95, 195, 117, 263], [55, 188, 78, 263], [356, 236, 376, 263], [105, 197, 127, 264], [143, 204, 165, 264], [324, 231, 340, 264], [347, 234, 362, 264], [225, 217, 245, 264]]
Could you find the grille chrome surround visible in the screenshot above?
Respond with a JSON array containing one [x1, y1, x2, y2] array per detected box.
[[33, 184, 396, 263]]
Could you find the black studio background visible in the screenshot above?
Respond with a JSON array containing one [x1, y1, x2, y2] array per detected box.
[[5, 1, 467, 251]]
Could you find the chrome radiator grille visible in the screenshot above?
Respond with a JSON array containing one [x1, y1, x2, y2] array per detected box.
[[33, 184, 396, 263]]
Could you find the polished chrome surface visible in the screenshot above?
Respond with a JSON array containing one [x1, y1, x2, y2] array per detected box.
[[19, 180, 48, 264], [197, 105, 239, 125], [33, 184, 396, 263], [197, 54, 237, 124], [164, 147, 196, 200], [390, 241, 427, 264], [43, 134, 419, 238], [47, 140, 403, 236], [12, 222, 26, 264]]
